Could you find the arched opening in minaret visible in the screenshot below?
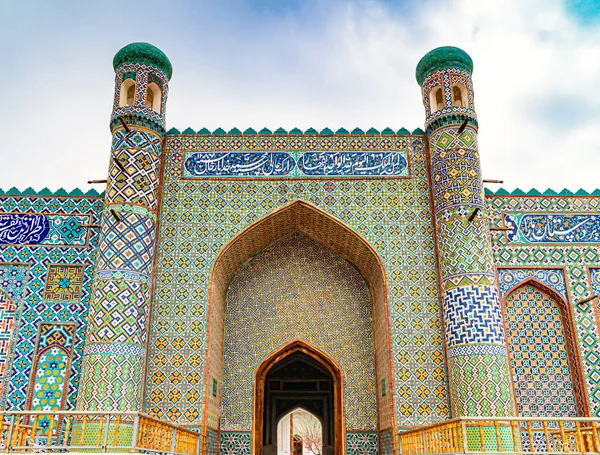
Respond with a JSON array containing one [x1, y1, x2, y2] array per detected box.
[[430, 87, 444, 113], [147, 82, 162, 113], [277, 407, 323, 455], [119, 79, 136, 107], [204, 200, 395, 455], [451, 83, 468, 108], [502, 279, 587, 417]]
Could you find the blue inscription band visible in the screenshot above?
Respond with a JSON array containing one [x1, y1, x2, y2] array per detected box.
[[504, 213, 600, 244], [183, 150, 409, 178], [0, 214, 50, 245]]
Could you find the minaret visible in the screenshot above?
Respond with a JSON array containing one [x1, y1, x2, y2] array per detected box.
[[77, 43, 171, 411], [416, 47, 515, 419]]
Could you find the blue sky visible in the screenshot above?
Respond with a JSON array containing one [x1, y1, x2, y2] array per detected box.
[[0, 0, 599, 191]]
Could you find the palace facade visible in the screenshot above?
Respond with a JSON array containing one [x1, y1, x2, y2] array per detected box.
[[1, 43, 600, 455]]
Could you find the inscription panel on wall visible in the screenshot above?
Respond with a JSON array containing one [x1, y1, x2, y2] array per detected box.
[[503, 213, 600, 244], [183, 150, 410, 179], [0, 214, 90, 247]]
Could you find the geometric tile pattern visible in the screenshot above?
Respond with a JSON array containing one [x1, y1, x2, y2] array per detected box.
[[147, 133, 448, 429], [95, 212, 155, 275], [346, 432, 379, 455], [504, 284, 578, 417], [487, 194, 600, 416], [86, 279, 150, 344], [446, 353, 513, 416], [380, 429, 394, 455], [219, 432, 251, 455], [106, 146, 161, 210], [443, 286, 506, 347], [44, 264, 83, 301], [425, 74, 514, 419], [221, 233, 377, 431]]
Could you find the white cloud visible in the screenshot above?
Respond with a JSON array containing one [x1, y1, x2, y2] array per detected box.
[[0, 0, 598, 191]]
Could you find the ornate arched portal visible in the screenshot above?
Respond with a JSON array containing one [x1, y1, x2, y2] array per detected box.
[[202, 200, 396, 454]]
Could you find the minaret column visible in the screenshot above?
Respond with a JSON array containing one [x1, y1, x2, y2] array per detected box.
[[417, 47, 515, 419], [77, 43, 172, 411]]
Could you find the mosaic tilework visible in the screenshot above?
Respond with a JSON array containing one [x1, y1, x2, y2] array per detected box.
[[0, 194, 102, 411], [443, 286, 505, 346], [77, 124, 163, 411], [221, 234, 377, 431], [28, 323, 75, 412], [425, 81, 513, 419], [206, 428, 218, 455], [346, 432, 379, 455], [380, 429, 394, 455], [147, 133, 448, 431], [504, 284, 578, 417], [487, 195, 600, 416], [219, 432, 251, 455], [44, 264, 83, 301], [504, 213, 600, 244]]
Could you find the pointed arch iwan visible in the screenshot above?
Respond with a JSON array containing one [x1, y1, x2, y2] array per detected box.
[[201, 200, 396, 453]]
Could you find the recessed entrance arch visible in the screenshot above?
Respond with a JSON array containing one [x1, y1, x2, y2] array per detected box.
[[202, 200, 396, 454], [255, 340, 341, 455]]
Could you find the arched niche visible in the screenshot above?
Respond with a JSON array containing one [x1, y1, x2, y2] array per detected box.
[[501, 278, 588, 417], [146, 82, 162, 113], [451, 83, 468, 108], [203, 200, 396, 454], [119, 78, 136, 107], [430, 86, 444, 113]]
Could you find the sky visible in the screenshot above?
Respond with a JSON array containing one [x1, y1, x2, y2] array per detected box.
[[0, 0, 599, 192]]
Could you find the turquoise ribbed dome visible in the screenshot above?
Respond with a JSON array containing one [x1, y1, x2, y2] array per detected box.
[[416, 46, 473, 86], [113, 42, 173, 80]]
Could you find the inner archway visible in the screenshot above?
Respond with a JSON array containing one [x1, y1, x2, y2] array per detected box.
[[277, 408, 323, 455]]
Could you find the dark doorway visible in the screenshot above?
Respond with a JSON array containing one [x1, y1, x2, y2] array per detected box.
[[253, 340, 343, 455], [263, 352, 333, 454]]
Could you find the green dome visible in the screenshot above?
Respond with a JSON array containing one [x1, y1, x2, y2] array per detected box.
[[416, 46, 473, 86], [113, 42, 173, 80]]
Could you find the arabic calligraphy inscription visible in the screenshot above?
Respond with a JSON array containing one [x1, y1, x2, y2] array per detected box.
[[504, 213, 600, 244], [183, 151, 409, 178]]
